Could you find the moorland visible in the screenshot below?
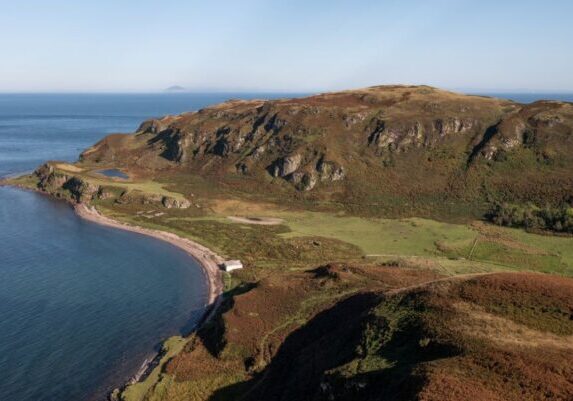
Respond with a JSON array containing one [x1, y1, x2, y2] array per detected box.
[[7, 85, 573, 401]]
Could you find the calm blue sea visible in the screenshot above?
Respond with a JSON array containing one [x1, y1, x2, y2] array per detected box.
[[0, 91, 570, 401], [0, 93, 292, 401], [471, 92, 573, 104]]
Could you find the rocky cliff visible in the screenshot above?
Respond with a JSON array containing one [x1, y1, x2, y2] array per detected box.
[[33, 163, 191, 209], [79, 85, 573, 214]]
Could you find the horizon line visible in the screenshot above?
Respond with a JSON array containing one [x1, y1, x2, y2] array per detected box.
[[1, 86, 573, 95]]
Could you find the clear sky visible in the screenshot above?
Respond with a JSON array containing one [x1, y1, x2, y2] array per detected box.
[[1, 0, 572, 93]]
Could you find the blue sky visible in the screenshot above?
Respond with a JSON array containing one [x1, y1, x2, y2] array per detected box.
[[0, 0, 572, 92]]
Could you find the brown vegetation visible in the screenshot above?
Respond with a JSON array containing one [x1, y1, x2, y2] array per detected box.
[[146, 269, 573, 401], [79, 85, 573, 220]]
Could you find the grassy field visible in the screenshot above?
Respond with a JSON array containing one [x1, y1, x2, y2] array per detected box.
[[90, 177, 186, 200], [280, 213, 476, 256], [97, 193, 573, 278], [185, 199, 573, 276]]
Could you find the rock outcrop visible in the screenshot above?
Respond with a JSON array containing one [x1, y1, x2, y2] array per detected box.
[[77, 86, 573, 206], [34, 163, 191, 209], [162, 196, 191, 209], [62, 177, 100, 202]]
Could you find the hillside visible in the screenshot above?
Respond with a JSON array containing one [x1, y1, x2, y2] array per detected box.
[[136, 269, 573, 401], [9, 85, 573, 401], [79, 85, 573, 219], [235, 272, 573, 401]]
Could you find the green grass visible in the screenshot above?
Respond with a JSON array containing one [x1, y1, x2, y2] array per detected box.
[[511, 228, 573, 267], [120, 336, 187, 401], [280, 213, 477, 256], [139, 372, 248, 401], [4, 174, 38, 188], [85, 176, 186, 200], [95, 206, 363, 270], [45, 164, 188, 200], [471, 241, 566, 274], [274, 211, 573, 275], [101, 200, 573, 277]]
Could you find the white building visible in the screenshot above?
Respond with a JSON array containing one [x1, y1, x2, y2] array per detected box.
[[221, 260, 243, 272]]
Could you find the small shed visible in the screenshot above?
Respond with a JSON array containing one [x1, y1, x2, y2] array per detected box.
[[221, 260, 243, 272]]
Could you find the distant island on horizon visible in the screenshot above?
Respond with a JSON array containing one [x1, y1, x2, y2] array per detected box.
[[164, 85, 186, 92]]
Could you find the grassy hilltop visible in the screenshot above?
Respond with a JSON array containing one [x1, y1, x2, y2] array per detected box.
[[11, 85, 573, 400]]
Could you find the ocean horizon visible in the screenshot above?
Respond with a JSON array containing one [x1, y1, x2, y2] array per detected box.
[[0, 93, 276, 401]]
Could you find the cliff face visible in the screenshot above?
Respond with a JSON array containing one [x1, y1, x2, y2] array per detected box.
[[80, 85, 573, 211], [33, 163, 191, 208], [34, 163, 98, 202]]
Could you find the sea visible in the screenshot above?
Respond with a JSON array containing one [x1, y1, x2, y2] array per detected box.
[[0, 91, 571, 401], [0, 93, 289, 401]]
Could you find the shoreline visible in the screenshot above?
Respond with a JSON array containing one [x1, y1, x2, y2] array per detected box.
[[3, 180, 225, 311], [3, 181, 226, 400], [74, 203, 224, 309], [72, 203, 226, 399]]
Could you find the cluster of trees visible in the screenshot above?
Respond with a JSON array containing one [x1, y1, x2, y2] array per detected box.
[[489, 203, 573, 234]]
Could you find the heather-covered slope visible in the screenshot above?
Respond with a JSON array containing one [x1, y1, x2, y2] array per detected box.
[[80, 85, 573, 218], [139, 270, 573, 401], [243, 272, 573, 401]]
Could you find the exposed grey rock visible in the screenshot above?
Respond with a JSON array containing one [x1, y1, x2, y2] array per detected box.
[[161, 196, 191, 209], [299, 172, 318, 191], [138, 116, 177, 134], [235, 162, 249, 174], [343, 112, 368, 128], [115, 191, 132, 205], [142, 193, 163, 204], [264, 115, 287, 132], [288, 171, 317, 191], [250, 145, 267, 160], [272, 154, 302, 177], [63, 177, 99, 202], [497, 118, 528, 152], [34, 163, 54, 177], [530, 113, 562, 128], [317, 159, 346, 182], [368, 116, 480, 153], [40, 173, 69, 191], [433, 117, 475, 136], [370, 121, 425, 150], [35, 164, 68, 191], [160, 130, 192, 163]]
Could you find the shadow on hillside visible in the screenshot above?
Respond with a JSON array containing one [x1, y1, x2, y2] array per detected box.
[[207, 289, 459, 401], [467, 122, 499, 166], [198, 281, 258, 357]]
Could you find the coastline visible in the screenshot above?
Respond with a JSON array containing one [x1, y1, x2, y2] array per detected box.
[[2, 180, 225, 310], [74, 203, 225, 400], [74, 203, 224, 310], [2, 180, 226, 400]]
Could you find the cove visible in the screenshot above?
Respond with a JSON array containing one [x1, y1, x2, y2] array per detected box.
[[0, 186, 208, 401]]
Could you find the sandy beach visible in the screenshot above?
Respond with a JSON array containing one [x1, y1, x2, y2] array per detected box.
[[74, 203, 224, 320]]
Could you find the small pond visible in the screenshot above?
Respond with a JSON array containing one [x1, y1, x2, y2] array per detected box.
[[97, 169, 129, 179]]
